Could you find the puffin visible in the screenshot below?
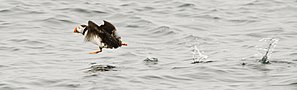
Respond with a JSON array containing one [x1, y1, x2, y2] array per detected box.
[[74, 20, 127, 54]]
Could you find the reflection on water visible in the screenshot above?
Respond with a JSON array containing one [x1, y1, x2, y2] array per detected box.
[[87, 64, 117, 72]]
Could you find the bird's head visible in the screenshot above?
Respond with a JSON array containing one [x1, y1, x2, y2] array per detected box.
[[74, 25, 87, 34]]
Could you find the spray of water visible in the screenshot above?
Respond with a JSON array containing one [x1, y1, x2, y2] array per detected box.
[[258, 38, 279, 64], [192, 45, 208, 63], [143, 44, 158, 63]]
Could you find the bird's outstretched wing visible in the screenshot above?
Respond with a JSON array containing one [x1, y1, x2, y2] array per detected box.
[[87, 20, 121, 48], [100, 20, 116, 34]]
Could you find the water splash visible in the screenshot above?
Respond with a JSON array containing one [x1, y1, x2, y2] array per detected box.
[[191, 45, 208, 64], [143, 44, 158, 64], [258, 38, 279, 64]]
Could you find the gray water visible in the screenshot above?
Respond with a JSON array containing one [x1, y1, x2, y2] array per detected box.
[[1, 0, 297, 90]]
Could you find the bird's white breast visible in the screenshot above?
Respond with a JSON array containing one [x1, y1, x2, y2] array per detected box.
[[84, 31, 103, 47]]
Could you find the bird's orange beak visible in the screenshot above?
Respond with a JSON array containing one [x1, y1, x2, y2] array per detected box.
[[74, 27, 78, 33]]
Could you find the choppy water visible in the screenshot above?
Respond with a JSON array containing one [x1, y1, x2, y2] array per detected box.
[[1, 0, 297, 90]]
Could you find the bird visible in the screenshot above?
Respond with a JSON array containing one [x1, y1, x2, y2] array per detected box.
[[74, 20, 127, 54]]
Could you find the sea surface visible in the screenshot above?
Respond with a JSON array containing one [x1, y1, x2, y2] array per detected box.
[[1, 0, 297, 90]]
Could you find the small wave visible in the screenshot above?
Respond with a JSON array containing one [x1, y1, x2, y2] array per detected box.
[[180, 34, 213, 44], [140, 75, 163, 80], [289, 53, 297, 56], [135, 19, 153, 24], [59, 19, 73, 24], [262, 28, 285, 33], [289, 82, 297, 85], [135, 6, 155, 11], [270, 60, 295, 64], [121, 3, 138, 7], [226, 19, 258, 24], [56, 8, 108, 14], [9, 38, 28, 42], [119, 52, 138, 57], [0, 86, 28, 90], [9, 38, 45, 45], [0, 46, 20, 52], [0, 9, 11, 13], [163, 34, 203, 46], [126, 19, 154, 28], [178, 3, 195, 8], [163, 75, 192, 81], [195, 14, 221, 20], [126, 25, 140, 28], [59, 8, 91, 13], [42, 17, 74, 25], [43, 17, 62, 24], [245, 33, 262, 37], [182, 35, 202, 40], [23, 46, 45, 50], [92, 10, 107, 14], [24, 10, 45, 15], [54, 83, 80, 88], [150, 26, 177, 36], [0, 65, 8, 68]]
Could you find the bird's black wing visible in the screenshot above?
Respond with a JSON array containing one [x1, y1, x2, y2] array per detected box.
[[87, 20, 121, 48], [101, 20, 116, 35], [100, 20, 122, 45], [85, 21, 101, 41]]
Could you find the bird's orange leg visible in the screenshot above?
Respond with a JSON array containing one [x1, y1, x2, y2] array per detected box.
[[122, 43, 128, 46], [88, 48, 102, 54], [88, 51, 101, 54]]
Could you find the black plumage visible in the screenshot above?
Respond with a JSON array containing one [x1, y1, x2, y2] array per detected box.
[[85, 20, 122, 49]]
